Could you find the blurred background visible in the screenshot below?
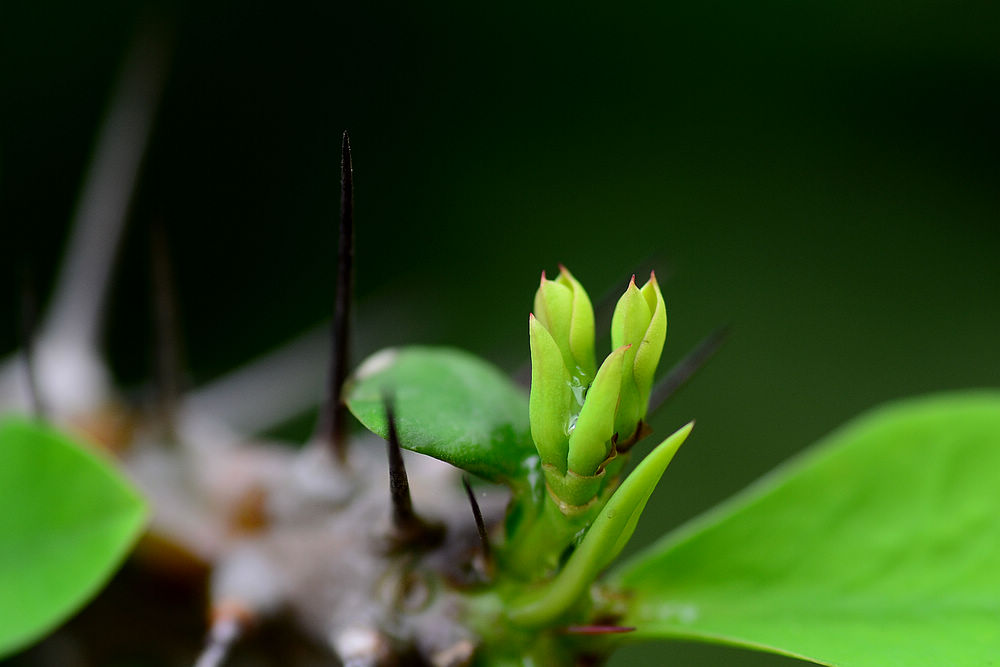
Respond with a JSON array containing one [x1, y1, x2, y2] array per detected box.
[[2, 1, 998, 665]]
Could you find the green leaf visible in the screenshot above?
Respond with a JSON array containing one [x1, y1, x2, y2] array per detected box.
[[0, 417, 148, 658], [611, 392, 1000, 666], [508, 422, 693, 627], [346, 346, 533, 482]]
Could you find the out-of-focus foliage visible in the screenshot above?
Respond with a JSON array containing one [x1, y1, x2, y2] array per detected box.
[[0, 418, 147, 658]]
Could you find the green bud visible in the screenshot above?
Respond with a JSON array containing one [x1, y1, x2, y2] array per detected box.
[[635, 272, 667, 411], [529, 314, 573, 473], [566, 344, 628, 476], [533, 267, 596, 385], [530, 268, 666, 515], [555, 265, 596, 382], [611, 272, 667, 444]]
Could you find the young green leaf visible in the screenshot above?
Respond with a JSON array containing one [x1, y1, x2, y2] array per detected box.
[[611, 392, 1000, 667], [508, 421, 693, 627], [0, 417, 148, 658], [345, 346, 534, 482]]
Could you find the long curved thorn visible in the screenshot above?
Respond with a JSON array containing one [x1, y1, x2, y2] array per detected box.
[[648, 325, 731, 415], [462, 476, 492, 568], [319, 130, 355, 463]]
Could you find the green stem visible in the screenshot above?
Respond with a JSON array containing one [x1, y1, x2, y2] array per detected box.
[[500, 492, 591, 580]]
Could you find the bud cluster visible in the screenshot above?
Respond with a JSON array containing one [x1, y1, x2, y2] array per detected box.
[[529, 266, 667, 514]]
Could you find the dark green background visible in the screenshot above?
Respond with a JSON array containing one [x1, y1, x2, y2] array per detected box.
[[3, 1, 998, 665]]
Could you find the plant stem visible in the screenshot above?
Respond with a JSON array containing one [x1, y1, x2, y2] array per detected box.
[[500, 492, 593, 580]]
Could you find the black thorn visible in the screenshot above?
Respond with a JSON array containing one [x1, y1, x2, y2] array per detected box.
[[648, 325, 731, 414], [382, 394, 445, 550], [19, 262, 45, 419], [384, 394, 417, 530], [320, 131, 355, 463], [462, 476, 492, 567], [149, 218, 185, 440]]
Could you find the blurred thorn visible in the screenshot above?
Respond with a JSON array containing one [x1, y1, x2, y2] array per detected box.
[[182, 325, 328, 436], [193, 603, 250, 667], [383, 393, 444, 549], [648, 325, 731, 415], [19, 262, 46, 419], [149, 217, 185, 441], [511, 256, 672, 387], [561, 625, 636, 635], [319, 130, 355, 464], [40, 14, 172, 353], [462, 476, 493, 571]]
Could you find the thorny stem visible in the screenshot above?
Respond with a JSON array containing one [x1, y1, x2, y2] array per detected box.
[[500, 491, 593, 580], [320, 130, 355, 463]]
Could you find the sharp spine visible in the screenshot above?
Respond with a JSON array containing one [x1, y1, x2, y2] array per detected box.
[[384, 394, 418, 531], [462, 476, 492, 568], [320, 130, 356, 463], [383, 394, 444, 547]]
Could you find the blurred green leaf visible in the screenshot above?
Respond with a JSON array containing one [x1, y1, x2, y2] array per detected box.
[[346, 346, 533, 482], [0, 417, 148, 658], [612, 392, 1000, 666]]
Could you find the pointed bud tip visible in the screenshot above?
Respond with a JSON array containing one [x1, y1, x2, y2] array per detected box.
[[629, 274, 637, 287], [540, 270, 547, 285]]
